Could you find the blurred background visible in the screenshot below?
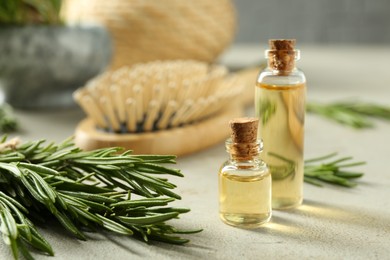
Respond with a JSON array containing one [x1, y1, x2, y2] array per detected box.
[[232, 0, 390, 45], [1, 0, 389, 113]]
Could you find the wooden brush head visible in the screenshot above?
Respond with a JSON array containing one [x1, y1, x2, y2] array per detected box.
[[74, 60, 242, 134]]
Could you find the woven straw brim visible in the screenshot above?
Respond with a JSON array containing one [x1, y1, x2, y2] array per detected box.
[[63, 0, 237, 68]]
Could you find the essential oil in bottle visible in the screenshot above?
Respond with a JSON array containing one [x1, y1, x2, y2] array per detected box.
[[255, 39, 306, 210], [219, 117, 271, 228]]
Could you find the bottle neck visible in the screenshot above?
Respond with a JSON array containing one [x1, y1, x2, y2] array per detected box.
[[225, 138, 262, 162], [266, 49, 300, 75]]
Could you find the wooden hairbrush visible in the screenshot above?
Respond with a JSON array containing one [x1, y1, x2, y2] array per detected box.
[[73, 60, 243, 155]]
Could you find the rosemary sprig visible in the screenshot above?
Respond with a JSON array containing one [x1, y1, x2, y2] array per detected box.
[[307, 101, 390, 129], [0, 136, 201, 259], [304, 152, 365, 187], [267, 152, 295, 180]]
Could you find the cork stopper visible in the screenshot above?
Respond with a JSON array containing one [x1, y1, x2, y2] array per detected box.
[[269, 39, 296, 51], [228, 117, 259, 160], [230, 117, 258, 143], [267, 39, 297, 73]]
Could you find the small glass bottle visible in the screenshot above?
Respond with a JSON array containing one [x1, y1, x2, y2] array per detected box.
[[255, 39, 306, 209], [219, 117, 271, 228]]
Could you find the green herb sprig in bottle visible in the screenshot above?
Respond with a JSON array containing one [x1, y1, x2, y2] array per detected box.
[[255, 39, 306, 209]]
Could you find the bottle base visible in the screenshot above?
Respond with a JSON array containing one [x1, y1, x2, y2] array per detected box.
[[272, 197, 302, 210], [219, 212, 271, 228]]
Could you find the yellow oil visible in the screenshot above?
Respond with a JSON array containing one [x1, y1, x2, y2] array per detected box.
[[255, 82, 306, 209], [219, 168, 271, 228]]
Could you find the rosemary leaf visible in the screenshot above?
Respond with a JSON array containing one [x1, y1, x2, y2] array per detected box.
[[111, 198, 175, 208], [16, 238, 34, 260], [94, 214, 133, 235], [304, 153, 365, 187], [59, 191, 117, 204], [307, 101, 390, 129], [118, 212, 180, 225], [303, 176, 323, 187], [135, 163, 184, 177], [23, 220, 54, 255], [0, 203, 18, 240]]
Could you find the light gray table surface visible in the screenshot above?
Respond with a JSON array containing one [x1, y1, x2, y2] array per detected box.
[[1, 45, 390, 259]]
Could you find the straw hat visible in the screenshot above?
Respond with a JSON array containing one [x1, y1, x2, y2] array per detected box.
[[63, 0, 236, 68]]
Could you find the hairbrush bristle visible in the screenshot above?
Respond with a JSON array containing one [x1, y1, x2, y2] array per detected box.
[[74, 60, 242, 133]]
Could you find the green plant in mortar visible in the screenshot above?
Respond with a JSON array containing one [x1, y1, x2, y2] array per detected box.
[[0, 0, 62, 25]]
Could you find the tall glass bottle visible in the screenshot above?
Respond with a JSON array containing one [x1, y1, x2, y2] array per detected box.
[[219, 117, 271, 228], [255, 39, 306, 209]]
